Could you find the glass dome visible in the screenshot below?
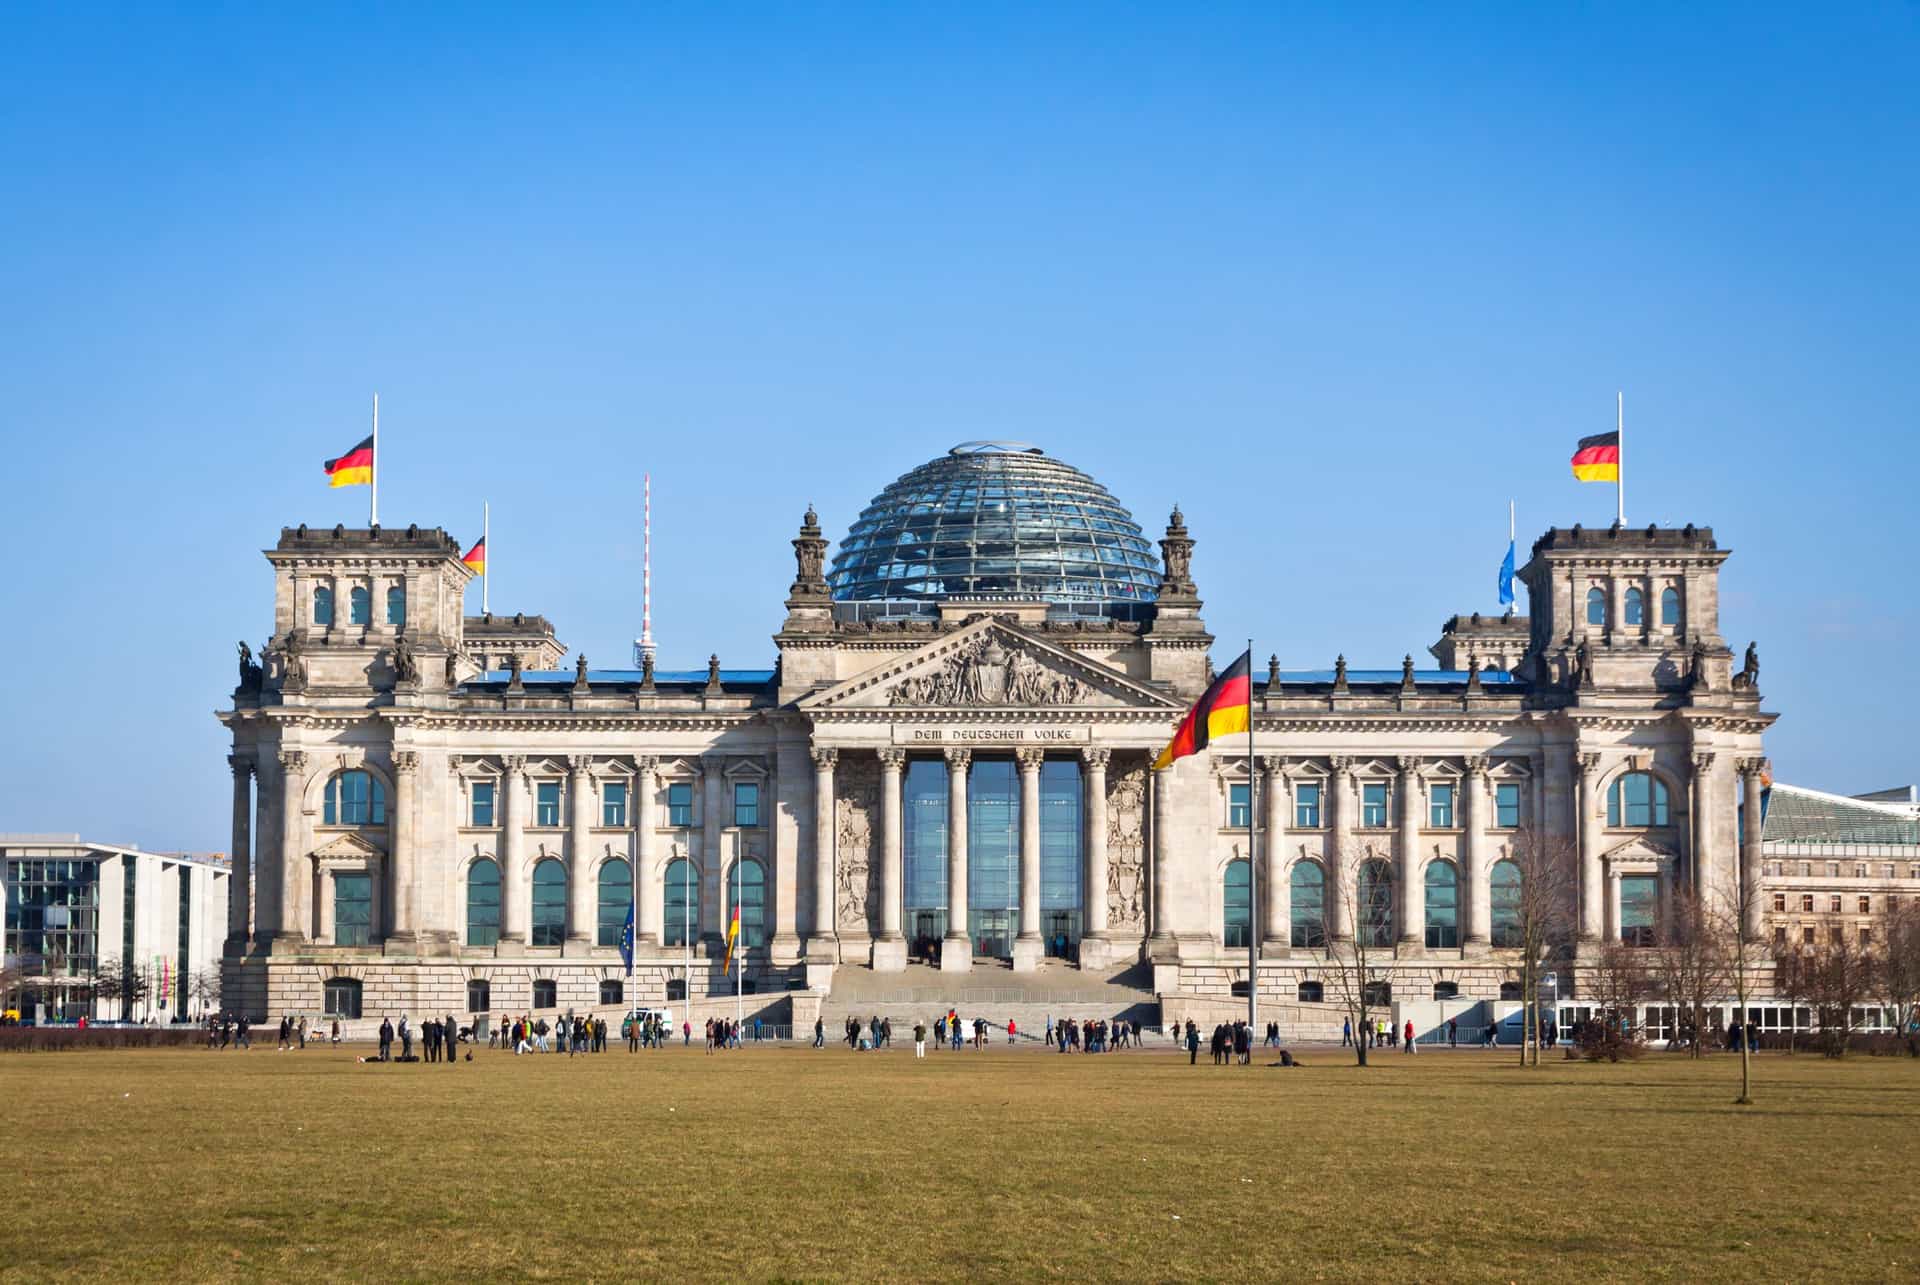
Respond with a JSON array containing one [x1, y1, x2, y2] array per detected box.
[[828, 441, 1161, 610]]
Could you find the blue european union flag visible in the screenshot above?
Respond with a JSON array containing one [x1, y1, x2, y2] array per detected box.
[[1498, 541, 1516, 608], [619, 901, 635, 975]]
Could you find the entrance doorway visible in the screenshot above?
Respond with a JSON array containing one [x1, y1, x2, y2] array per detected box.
[[969, 910, 1013, 959], [1043, 910, 1081, 960]]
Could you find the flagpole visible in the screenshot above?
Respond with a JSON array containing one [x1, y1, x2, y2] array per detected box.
[[1246, 638, 1258, 1046], [735, 846, 743, 1033], [370, 393, 379, 527], [482, 501, 490, 614], [1616, 391, 1625, 525]]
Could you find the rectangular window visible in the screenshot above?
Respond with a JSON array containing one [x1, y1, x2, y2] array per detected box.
[[1827, 862, 1839, 877], [349, 585, 371, 626], [1885, 864, 1896, 880], [536, 782, 561, 827], [1772, 893, 1785, 913], [471, 781, 496, 828], [1361, 783, 1389, 828], [1429, 783, 1455, 828], [334, 873, 372, 947], [602, 782, 628, 828], [667, 782, 693, 827], [733, 782, 759, 828], [467, 979, 490, 1012], [1860, 926, 1873, 947], [1829, 895, 1842, 914], [1293, 782, 1322, 828], [1773, 926, 1786, 947], [386, 585, 406, 626], [1228, 783, 1250, 829], [1802, 926, 1814, 945], [1859, 895, 1871, 915], [1801, 895, 1814, 913], [1495, 783, 1521, 828]]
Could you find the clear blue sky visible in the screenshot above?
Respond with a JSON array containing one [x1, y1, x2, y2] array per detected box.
[[3, 5, 1915, 852]]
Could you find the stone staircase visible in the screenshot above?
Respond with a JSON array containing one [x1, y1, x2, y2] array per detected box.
[[818, 959, 1161, 1033]]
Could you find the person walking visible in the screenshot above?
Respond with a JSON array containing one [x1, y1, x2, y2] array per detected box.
[[1447, 1017, 1457, 1048], [1342, 1017, 1351, 1047], [1404, 1019, 1417, 1054], [1007, 1018, 1017, 1045], [813, 1017, 825, 1049], [1185, 1019, 1200, 1065], [914, 1021, 927, 1059]]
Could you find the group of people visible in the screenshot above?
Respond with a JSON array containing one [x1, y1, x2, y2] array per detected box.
[[1340, 1017, 1424, 1051], [1182, 1019, 1255, 1065], [371, 1013, 464, 1062], [490, 1012, 610, 1055], [1046, 1017, 1139, 1052]]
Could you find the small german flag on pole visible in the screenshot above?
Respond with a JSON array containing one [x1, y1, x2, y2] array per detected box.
[[721, 903, 741, 975], [323, 435, 374, 489], [1153, 648, 1252, 770]]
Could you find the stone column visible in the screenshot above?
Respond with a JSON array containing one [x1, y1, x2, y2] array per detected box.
[[390, 750, 419, 943], [227, 755, 252, 945], [500, 755, 528, 944], [1012, 748, 1045, 972], [1260, 757, 1288, 955], [872, 749, 907, 971], [1396, 756, 1424, 947], [253, 755, 280, 939], [1328, 758, 1354, 942], [1462, 757, 1491, 948], [1577, 752, 1603, 942], [941, 748, 972, 973], [633, 757, 659, 945], [1079, 748, 1111, 968], [277, 750, 308, 943], [1148, 763, 1176, 950], [1607, 868, 1623, 942], [1738, 756, 1766, 939], [808, 746, 838, 958], [1691, 750, 1717, 907], [566, 756, 594, 947]]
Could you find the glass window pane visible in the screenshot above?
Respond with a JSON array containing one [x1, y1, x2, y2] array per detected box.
[[663, 858, 699, 947], [471, 781, 495, 828], [1223, 860, 1252, 948], [733, 782, 759, 828], [536, 782, 561, 827], [467, 858, 500, 946], [1362, 784, 1388, 828], [1495, 783, 1520, 828], [1290, 861, 1325, 948], [350, 586, 371, 625], [1228, 783, 1250, 829], [597, 859, 631, 946], [1490, 860, 1522, 947], [1294, 782, 1322, 828], [602, 783, 627, 828], [903, 758, 949, 947], [1424, 861, 1458, 948], [386, 585, 406, 626], [667, 783, 692, 827], [334, 873, 372, 946], [1429, 783, 1455, 828], [531, 860, 567, 945]]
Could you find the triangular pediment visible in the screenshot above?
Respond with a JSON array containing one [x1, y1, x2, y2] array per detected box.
[[1602, 836, 1680, 867], [799, 617, 1182, 712], [311, 831, 385, 860]]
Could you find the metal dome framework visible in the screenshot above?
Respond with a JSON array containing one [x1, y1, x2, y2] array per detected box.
[[827, 442, 1161, 613]]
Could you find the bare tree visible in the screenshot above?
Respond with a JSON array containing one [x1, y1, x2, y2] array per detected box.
[[1802, 927, 1876, 1057], [1503, 826, 1579, 1067], [189, 966, 224, 1021], [92, 955, 125, 1022], [1770, 938, 1811, 1054], [1651, 885, 1732, 1058], [1317, 838, 1394, 1067], [1581, 941, 1651, 1061], [1714, 869, 1766, 1103], [1881, 899, 1920, 1050]]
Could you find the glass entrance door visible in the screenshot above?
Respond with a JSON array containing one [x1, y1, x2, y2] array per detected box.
[[1044, 910, 1080, 959], [969, 910, 1013, 959]]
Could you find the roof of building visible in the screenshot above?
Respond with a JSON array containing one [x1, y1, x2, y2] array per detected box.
[[464, 669, 776, 690], [827, 443, 1161, 608], [1762, 783, 1920, 847], [465, 613, 559, 637], [0, 835, 231, 868]]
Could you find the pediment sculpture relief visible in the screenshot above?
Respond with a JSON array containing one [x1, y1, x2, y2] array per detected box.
[[888, 634, 1088, 707]]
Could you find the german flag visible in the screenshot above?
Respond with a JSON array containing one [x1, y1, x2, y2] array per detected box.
[[721, 903, 741, 974], [1153, 649, 1252, 770], [1570, 430, 1620, 483], [323, 434, 374, 488], [461, 537, 486, 574]]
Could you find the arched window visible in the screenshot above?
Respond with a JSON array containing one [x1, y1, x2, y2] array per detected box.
[[597, 858, 632, 947], [349, 585, 372, 625], [1585, 587, 1607, 626], [530, 859, 567, 946], [1607, 772, 1671, 827], [1499, 980, 1524, 1001], [466, 858, 500, 946], [386, 585, 406, 626], [1424, 860, 1459, 949], [1660, 586, 1680, 625], [313, 584, 335, 627], [1290, 861, 1326, 949], [1490, 859, 1522, 947], [323, 770, 387, 826], [1624, 587, 1644, 626], [663, 858, 700, 947], [1222, 860, 1252, 948], [1296, 980, 1324, 1003], [728, 859, 767, 949], [1362, 980, 1392, 1007], [1357, 858, 1394, 948], [323, 977, 362, 1018]]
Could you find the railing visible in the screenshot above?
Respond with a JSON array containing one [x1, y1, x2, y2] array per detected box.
[[828, 985, 1151, 1007]]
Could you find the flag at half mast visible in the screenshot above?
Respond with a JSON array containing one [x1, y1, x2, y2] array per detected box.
[[461, 537, 487, 573], [323, 434, 374, 488], [1153, 649, 1251, 770], [1570, 429, 1621, 483]]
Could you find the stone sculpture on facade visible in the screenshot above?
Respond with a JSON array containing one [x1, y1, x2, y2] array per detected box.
[[888, 633, 1088, 707], [834, 756, 881, 932], [392, 634, 420, 686], [1107, 760, 1147, 930], [236, 640, 263, 693], [1733, 641, 1760, 691]]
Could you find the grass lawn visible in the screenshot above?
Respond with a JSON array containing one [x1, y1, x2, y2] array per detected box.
[[3, 1041, 1914, 1281]]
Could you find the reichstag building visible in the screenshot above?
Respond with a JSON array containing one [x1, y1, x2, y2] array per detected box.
[[219, 441, 1774, 1034]]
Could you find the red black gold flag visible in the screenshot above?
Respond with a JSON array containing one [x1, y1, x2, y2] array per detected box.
[[1570, 430, 1620, 483], [323, 435, 375, 488], [1153, 649, 1252, 770], [461, 537, 487, 573]]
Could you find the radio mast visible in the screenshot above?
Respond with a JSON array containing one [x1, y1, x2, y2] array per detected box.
[[634, 472, 656, 668]]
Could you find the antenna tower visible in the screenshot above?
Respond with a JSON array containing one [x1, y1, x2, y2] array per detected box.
[[634, 472, 656, 668]]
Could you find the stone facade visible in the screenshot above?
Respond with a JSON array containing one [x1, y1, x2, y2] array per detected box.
[[219, 479, 1776, 1033]]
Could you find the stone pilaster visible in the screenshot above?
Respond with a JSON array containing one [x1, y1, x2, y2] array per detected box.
[[1148, 763, 1176, 956], [1691, 749, 1717, 905], [808, 746, 838, 958], [1078, 748, 1112, 968], [1738, 756, 1766, 939], [1260, 756, 1288, 957], [1396, 755, 1424, 947], [1577, 751, 1603, 942], [1462, 756, 1491, 948], [941, 748, 972, 973], [276, 749, 308, 945], [1328, 757, 1354, 942], [389, 750, 419, 944], [499, 755, 528, 944], [634, 757, 659, 945], [227, 754, 252, 947], [566, 755, 594, 948], [872, 749, 907, 972], [1012, 748, 1045, 973]]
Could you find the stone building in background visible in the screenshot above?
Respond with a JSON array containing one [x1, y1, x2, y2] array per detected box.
[[218, 441, 1775, 1033]]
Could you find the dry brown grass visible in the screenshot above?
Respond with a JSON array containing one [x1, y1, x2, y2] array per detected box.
[[3, 1041, 1915, 1281]]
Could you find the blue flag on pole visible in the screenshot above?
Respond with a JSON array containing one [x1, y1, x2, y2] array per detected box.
[[1498, 540, 1516, 609], [619, 901, 635, 975]]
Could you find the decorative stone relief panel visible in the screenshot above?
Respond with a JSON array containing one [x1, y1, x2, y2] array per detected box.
[[835, 754, 881, 934], [1107, 755, 1147, 931]]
